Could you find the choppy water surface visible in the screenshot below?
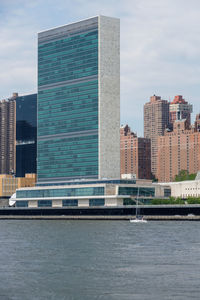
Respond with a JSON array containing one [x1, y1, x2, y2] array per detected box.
[[0, 220, 200, 299]]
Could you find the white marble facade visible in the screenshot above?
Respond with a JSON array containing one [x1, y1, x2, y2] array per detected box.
[[98, 16, 120, 179]]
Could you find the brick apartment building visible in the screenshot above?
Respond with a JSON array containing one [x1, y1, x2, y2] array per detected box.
[[144, 95, 169, 176], [120, 125, 151, 179], [157, 115, 200, 182]]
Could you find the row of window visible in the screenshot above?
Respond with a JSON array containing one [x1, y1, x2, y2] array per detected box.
[[37, 179, 137, 187], [39, 69, 98, 87], [38, 80, 98, 137], [39, 42, 98, 63], [39, 41, 98, 62], [37, 134, 98, 180], [38, 121, 98, 137], [16, 187, 104, 199], [39, 32, 98, 54], [38, 101, 98, 113], [16, 199, 105, 208], [38, 30, 98, 86], [39, 61, 98, 77], [118, 187, 155, 197], [39, 27, 98, 44], [39, 80, 97, 97]]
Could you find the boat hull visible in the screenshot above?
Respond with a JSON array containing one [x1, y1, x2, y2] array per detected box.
[[130, 219, 147, 223]]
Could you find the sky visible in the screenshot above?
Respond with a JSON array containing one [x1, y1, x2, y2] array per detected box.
[[1, 0, 200, 136]]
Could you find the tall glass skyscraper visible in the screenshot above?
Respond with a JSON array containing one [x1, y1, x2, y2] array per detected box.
[[37, 16, 120, 184], [16, 94, 37, 177]]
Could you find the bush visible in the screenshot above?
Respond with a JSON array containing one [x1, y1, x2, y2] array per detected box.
[[187, 197, 200, 204], [151, 197, 185, 205]]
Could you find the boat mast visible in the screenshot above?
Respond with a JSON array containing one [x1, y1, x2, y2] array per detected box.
[[135, 187, 140, 218]]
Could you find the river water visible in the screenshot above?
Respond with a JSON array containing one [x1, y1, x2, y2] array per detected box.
[[0, 220, 200, 299]]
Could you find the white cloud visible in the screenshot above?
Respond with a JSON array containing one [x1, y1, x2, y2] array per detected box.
[[0, 0, 200, 134]]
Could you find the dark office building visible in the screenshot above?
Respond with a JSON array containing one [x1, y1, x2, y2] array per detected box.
[[15, 93, 37, 177]]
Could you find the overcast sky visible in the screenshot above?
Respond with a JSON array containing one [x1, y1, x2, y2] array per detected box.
[[1, 0, 200, 135]]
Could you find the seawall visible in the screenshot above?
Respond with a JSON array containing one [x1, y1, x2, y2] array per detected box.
[[0, 205, 200, 220]]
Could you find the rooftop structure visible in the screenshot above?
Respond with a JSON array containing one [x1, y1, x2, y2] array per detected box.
[[169, 95, 192, 126]]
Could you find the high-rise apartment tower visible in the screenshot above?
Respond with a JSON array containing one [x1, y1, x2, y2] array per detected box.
[[120, 125, 151, 179], [144, 95, 169, 176], [37, 16, 120, 184], [0, 99, 16, 174]]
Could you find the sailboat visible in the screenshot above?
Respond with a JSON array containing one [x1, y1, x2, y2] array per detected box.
[[130, 187, 147, 223]]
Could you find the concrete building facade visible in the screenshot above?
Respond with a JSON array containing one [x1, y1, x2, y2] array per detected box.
[[144, 95, 169, 177], [37, 16, 120, 184], [163, 180, 200, 199], [160, 173, 200, 198], [120, 125, 151, 179], [157, 117, 200, 182]]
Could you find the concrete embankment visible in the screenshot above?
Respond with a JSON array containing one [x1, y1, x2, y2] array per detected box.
[[0, 205, 200, 220], [0, 215, 199, 220]]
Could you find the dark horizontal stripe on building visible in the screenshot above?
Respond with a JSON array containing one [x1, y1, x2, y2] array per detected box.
[[38, 75, 98, 91], [37, 174, 99, 184], [38, 27, 98, 45], [38, 129, 98, 142]]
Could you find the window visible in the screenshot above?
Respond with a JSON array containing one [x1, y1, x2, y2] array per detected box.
[[38, 200, 52, 207], [118, 187, 155, 197], [89, 199, 105, 206], [16, 201, 28, 207], [164, 189, 171, 197], [62, 199, 78, 206]]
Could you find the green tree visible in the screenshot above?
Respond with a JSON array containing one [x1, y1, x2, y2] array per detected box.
[[174, 170, 196, 182]]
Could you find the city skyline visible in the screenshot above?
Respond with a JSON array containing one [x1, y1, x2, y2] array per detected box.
[[1, 0, 200, 135]]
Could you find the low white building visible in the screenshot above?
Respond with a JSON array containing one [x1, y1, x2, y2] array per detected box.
[[14, 179, 170, 208], [160, 172, 200, 198]]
